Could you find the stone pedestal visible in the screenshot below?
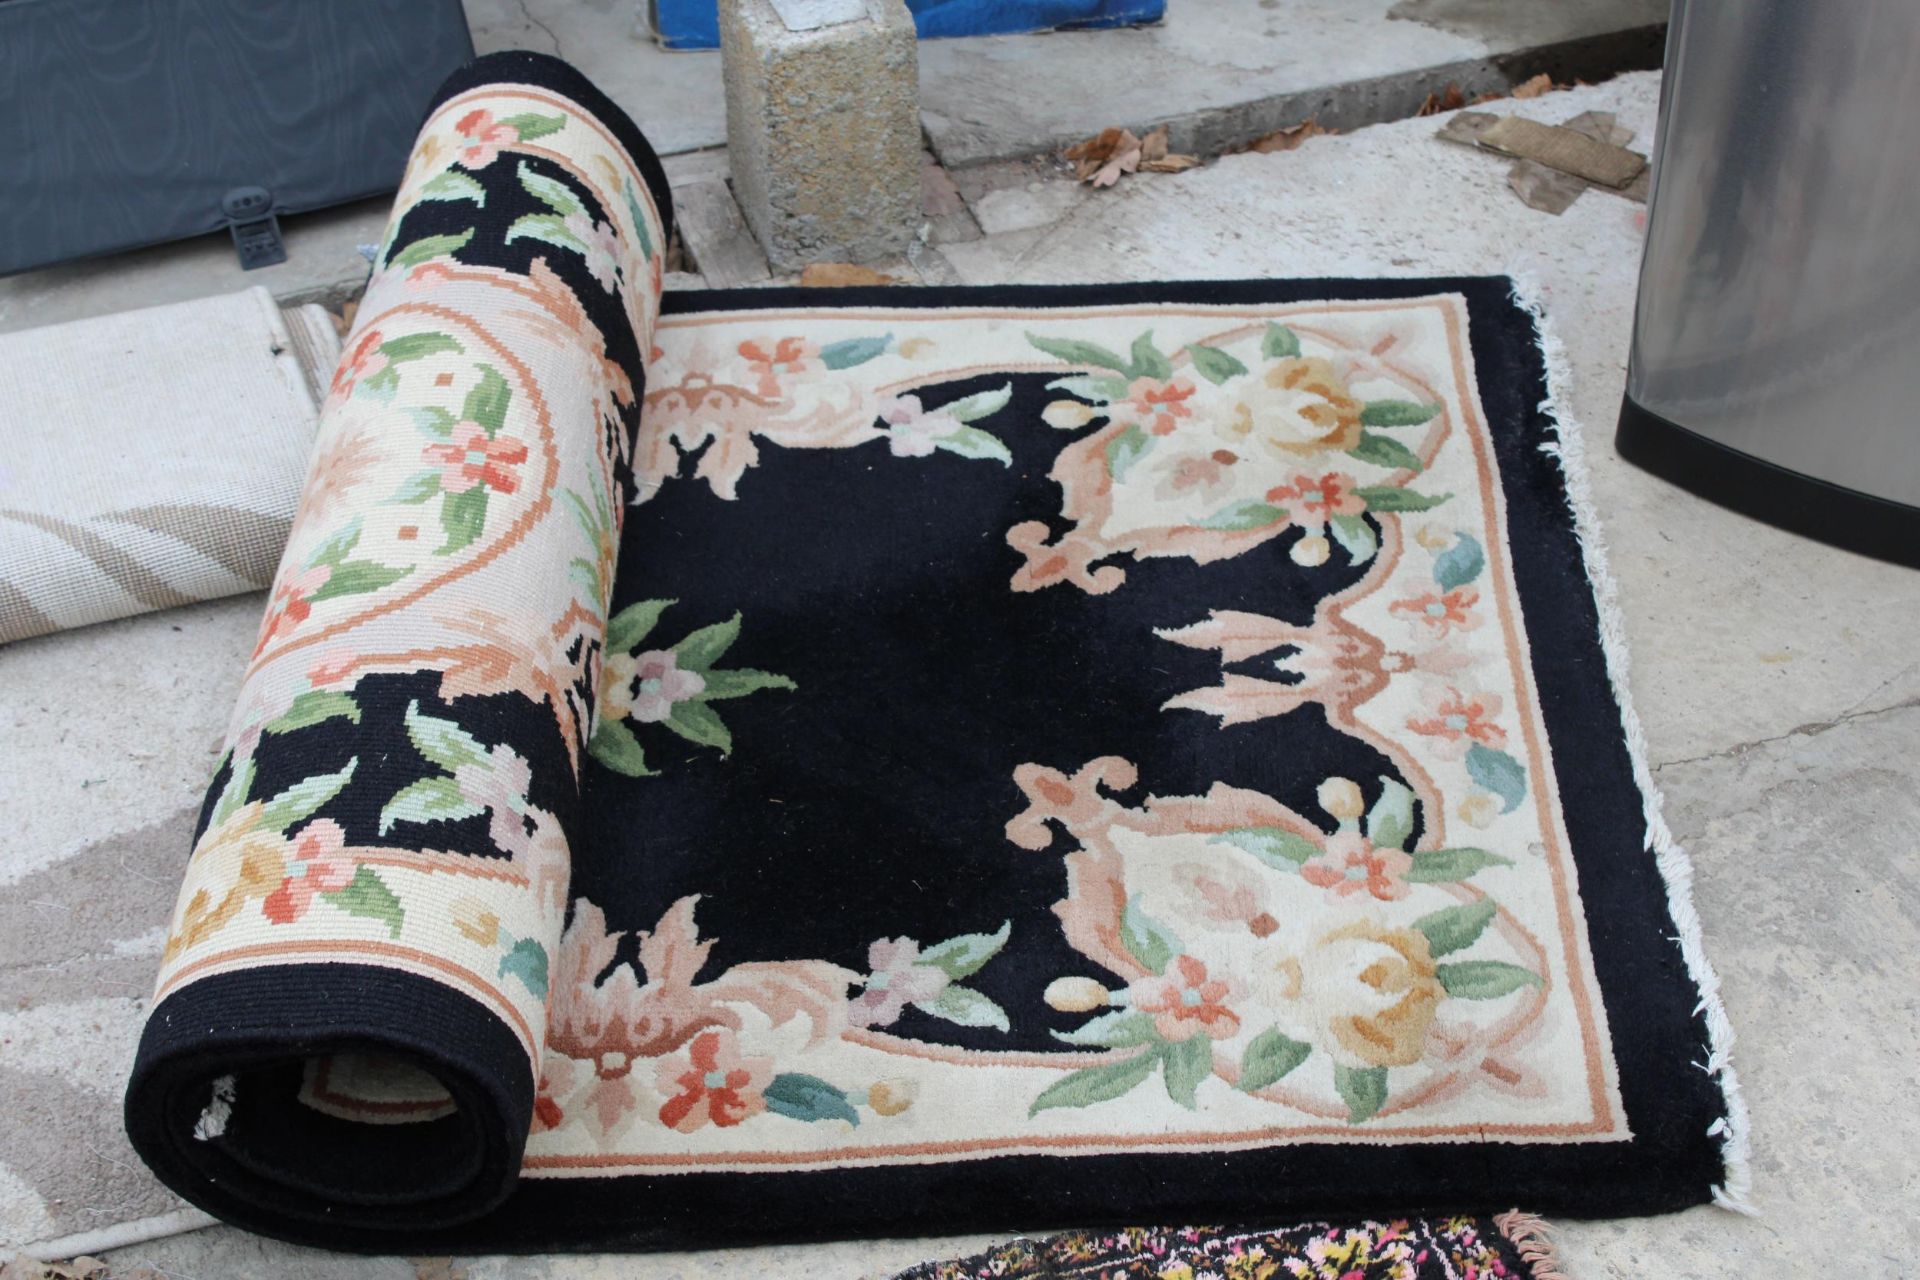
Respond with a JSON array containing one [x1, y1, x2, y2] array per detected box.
[[719, 0, 921, 272]]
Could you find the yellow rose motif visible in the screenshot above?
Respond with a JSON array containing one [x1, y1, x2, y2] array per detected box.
[[1268, 918, 1445, 1069], [1220, 356, 1364, 457], [162, 801, 293, 961]]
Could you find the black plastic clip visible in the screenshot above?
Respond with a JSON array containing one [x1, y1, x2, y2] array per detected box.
[[223, 186, 287, 270]]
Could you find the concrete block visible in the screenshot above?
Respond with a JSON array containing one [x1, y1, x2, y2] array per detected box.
[[719, 0, 921, 271]]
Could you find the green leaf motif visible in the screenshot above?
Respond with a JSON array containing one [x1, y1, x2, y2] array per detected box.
[[1161, 1035, 1213, 1108], [1407, 847, 1513, 882], [211, 753, 255, 828], [765, 1073, 859, 1126], [410, 406, 456, 438], [517, 161, 584, 217], [1413, 896, 1499, 958], [405, 700, 490, 771], [389, 470, 442, 504], [504, 211, 586, 254], [306, 518, 363, 569], [934, 425, 1013, 467], [1328, 512, 1378, 565], [437, 486, 489, 555], [1120, 900, 1180, 975], [380, 332, 463, 364], [461, 367, 513, 434], [1105, 423, 1153, 480], [818, 335, 892, 370], [1361, 399, 1442, 427], [1239, 1028, 1312, 1091], [500, 111, 566, 141], [606, 598, 675, 653], [378, 777, 483, 836], [1029, 1051, 1159, 1116], [323, 866, 404, 938], [940, 382, 1013, 423], [307, 558, 411, 604], [622, 181, 657, 259], [674, 613, 740, 671], [1352, 485, 1452, 513], [1365, 777, 1417, 851], [1199, 500, 1287, 531], [1187, 344, 1249, 384], [698, 668, 797, 700], [1348, 430, 1424, 473], [257, 759, 356, 833], [1465, 743, 1529, 814], [1050, 1010, 1157, 1048], [498, 937, 549, 998], [387, 229, 474, 270], [1262, 323, 1302, 359], [1437, 960, 1542, 999], [1213, 826, 1319, 868], [1046, 374, 1130, 403], [918, 920, 1010, 980], [1433, 533, 1486, 593], [1129, 331, 1172, 382], [663, 700, 732, 755], [1334, 1063, 1389, 1123], [919, 985, 1010, 1031], [1027, 332, 1131, 375], [418, 170, 485, 208], [265, 690, 361, 736], [588, 718, 653, 776]]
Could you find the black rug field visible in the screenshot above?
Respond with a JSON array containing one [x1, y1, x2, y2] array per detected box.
[[125, 52, 1745, 1253]]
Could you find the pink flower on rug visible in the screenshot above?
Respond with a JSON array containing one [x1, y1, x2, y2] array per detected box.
[[878, 395, 963, 459], [847, 937, 950, 1028], [422, 421, 529, 494], [254, 562, 333, 656], [1266, 471, 1364, 522], [1407, 686, 1506, 759], [454, 109, 519, 168], [604, 649, 706, 724], [738, 337, 817, 398], [1123, 376, 1197, 436], [1390, 586, 1481, 638], [261, 819, 354, 925], [1299, 829, 1414, 901], [326, 329, 388, 409], [656, 1030, 772, 1132], [563, 213, 622, 291], [1128, 955, 1239, 1041], [1153, 449, 1241, 503]]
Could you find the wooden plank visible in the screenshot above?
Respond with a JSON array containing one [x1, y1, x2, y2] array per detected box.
[[673, 179, 771, 288]]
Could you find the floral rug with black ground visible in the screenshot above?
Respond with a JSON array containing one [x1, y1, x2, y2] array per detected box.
[[123, 51, 1746, 1253]]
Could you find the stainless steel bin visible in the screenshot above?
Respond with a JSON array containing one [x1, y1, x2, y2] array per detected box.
[[1618, 0, 1920, 566]]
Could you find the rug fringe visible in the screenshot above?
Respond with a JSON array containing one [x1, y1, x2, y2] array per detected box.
[[1494, 1210, 1572, 1280], [1505, 274, 1755, 1216]]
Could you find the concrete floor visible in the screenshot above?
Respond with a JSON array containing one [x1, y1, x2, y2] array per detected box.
[[4, 71, 1918, 1279]]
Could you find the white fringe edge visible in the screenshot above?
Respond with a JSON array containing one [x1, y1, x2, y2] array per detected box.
[[1506, 274, 1755, 1216]]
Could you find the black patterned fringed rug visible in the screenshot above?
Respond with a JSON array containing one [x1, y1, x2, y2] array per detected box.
[[124, 52, 1747, 1253]]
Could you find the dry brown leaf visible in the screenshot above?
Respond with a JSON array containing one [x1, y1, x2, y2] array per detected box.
[[1133, 124, 1200, 172], [799, 263, 899, 287], [411, 1258, 470, 1280], [1243, 118, 1329, 154], [1511, 73, 1556, 99], [1417, 82, 1467, 116], [1064, 126, 1146, 186]]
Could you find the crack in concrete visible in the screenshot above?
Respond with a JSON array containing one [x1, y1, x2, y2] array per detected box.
[[1652, 694, 1920, 773], [514, 0, 565, 56]]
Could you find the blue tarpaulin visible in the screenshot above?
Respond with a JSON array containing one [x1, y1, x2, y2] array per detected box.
[[653, 0, 1165, 50]]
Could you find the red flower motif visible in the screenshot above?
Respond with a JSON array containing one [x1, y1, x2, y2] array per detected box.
[[261, 819, 354, 924], [1299, 829, 1414, 901], [1265, 471, 1365, 521], [1407, 686, 1507, 758], [254, 562, 333, 656], [422, 421, 529, 494], [454, 108, 520, 169], [1124, 376, 1198, 436], [737, 337, 817, 398], [326, 328, 388, 409], [656, 1030, 772, 1133], [1390, 586, 1481, 638], [1128, 954, 1240, 1041]]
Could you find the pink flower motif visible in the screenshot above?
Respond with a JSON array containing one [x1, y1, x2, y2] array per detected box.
[[261, 819, 354, 924], [1390, 586, 1481, 638], [1128, 954, 1240, 1041], [563, 213, 622, 291], [877, 395, 963, 459], [454, 108, 520, 169], [656, 1030, 772, 1132], [1123, 376, 1197, 436], [1299, 829, 1414, 901], [737, 337, 817, 398], [604, 649, 705, 724], [1152, 448, 1241, 502], [1266, 471, 1365, 522], [326, 329, 388, 410], [421, 420, 529, 494], [1407, 686, 1507, 759], [847, 937, 950, 1028], [454, 744, 536, 858], [254, 562, 333, 656]]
